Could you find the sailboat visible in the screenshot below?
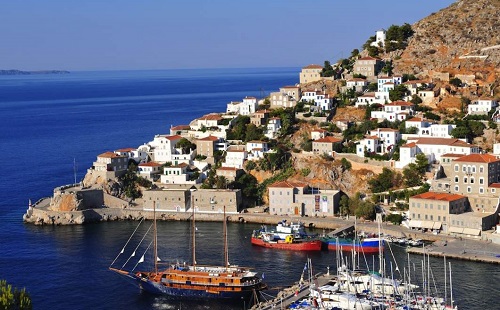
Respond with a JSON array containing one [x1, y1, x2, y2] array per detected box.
[[109, 201, 266, 300]]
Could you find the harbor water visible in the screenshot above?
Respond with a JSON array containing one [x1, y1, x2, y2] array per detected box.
[[0, 68, 499, 309]]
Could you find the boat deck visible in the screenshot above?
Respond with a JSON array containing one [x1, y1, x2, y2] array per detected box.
[[250, 273, 334, 310]]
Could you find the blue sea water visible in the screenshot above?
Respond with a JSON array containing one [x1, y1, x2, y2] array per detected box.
[[0, 68, 498, 310]]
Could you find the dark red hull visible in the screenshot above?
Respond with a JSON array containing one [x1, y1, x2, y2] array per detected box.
[[251, 237, 322, 251]]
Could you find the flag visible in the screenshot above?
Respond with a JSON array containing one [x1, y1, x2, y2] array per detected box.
[[120, 248, 125, 254], [138, 255, 145, 264], [157, 256, 161, 262], [303, 263, 307, 271], [131, 251, 136, 257], [261, 273, 265, 279]]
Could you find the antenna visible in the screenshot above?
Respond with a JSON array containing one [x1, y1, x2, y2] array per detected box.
[[73, 158, 77, 184]]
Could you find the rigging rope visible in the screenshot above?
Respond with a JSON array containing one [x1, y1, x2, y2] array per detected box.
[[121, 222, 153, 270], [132, 240, 153, 272], [109, 217, 144, 267]]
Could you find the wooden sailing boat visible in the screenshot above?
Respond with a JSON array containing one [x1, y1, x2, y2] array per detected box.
[[109, 200, 266, 299]]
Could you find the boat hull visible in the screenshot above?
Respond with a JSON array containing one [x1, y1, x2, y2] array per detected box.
[[323, 238, 384, 254], [251, 237, 322, 251]]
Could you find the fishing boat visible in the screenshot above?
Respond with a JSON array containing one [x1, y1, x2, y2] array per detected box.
[[109, 202, 266, 300], [251, 231, 322, 251], [321, 236, 384, 254]]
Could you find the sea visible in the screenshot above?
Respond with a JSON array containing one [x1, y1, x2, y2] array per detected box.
[[0, 68, 498, 310]]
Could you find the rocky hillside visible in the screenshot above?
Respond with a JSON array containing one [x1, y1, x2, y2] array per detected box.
[[393, 0, 499, 91]]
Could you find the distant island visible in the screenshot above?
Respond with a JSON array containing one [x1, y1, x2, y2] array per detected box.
[[0, 69, 70, 75]]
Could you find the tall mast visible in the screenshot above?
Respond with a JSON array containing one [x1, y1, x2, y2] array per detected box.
[[449, 262, 454, 309], [223, 205, 229, 269], [444, 256, 447, 306], [153, 201, 158, 274], [191, 190, 196, 269]]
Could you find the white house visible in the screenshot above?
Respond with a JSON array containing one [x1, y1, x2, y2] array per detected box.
[[226, 101, 241, 114], [377, 76, 402, 92], [138, 162, 163, 180], [468, 98, 498, 115], [265, 117, 282, 139], [371, 101, 415, 121], [370, 29, 386, 47], [396, 137, 480, 168], [115, 147, 148, 164], [370, 128, 401, 152], [405, 117, 455, 139], [246, 140, 269, 160], [355, 92, 378, 107], [222, 149, 247, 169], [311, 128, 328, 140], [345, 78, 368, 93], [148, 134, 183, 163], [356, 136, 383, 157], [160, 163, 198, 185], [240, 96, 258, 115], [300, 91, 333, 110]]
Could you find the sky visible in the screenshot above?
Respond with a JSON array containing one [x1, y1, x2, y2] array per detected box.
[[0, 0, 456, 71]]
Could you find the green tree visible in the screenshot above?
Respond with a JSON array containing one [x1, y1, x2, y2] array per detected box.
[[449, 77, 462, 87], [403, 163, 424, 187], [355, 201, 377, 220], [244, 160, 256, 171], [468, 121, 485, 137], [0, 280, 32, 310], [415, 153, 429, 174], [176, 138, 196, 154], [233, 173, 260, 206], [215, 176, 227, 189], [386, 213, 403, 225], [367, 82, 378, 92], [351, 49, 360, 58], [339, 195, 350, 216], [368, 167, 398, 193], [381, 60, 393, 76], [244, 123, 263, 142], [389, 85, 408, 102], [321, 60, 335, 77], [451, 126, 471, 139], [340, 158, 352, 171]]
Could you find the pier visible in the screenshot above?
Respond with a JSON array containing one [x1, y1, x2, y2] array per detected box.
[[250, 273, 334, 310]]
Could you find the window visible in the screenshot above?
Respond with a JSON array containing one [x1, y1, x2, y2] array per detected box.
[[470, 178, 474, 184], [464, 177, 468, 183], [467, 187, 471, 193], [455, 185, 459, 192], [455, 176, 459, 183], [480, 166, 484, 173], [480, 188, 484, 194], [479, 178, 484, 185]]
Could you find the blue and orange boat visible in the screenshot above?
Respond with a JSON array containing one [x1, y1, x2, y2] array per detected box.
[[321, 236, 384, 254]]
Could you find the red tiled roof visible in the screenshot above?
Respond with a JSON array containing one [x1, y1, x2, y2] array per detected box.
[[375, 128, 399, 132], [416, 138, 473, 147], [139, 162, 162, 167], [269, 180, 308, 188], [454, 153, 500, 163], [115, 147, 135, 152], [358, 56, 379, 61], [312, 128, 328, 133], [165, 135, 182, 141], [441, 153, 465, 158], [406, 117, 424, 122], [98, 152, 124, 158], [302, 64, 323, 69], [197, 135, 219, 141], [365, 135, 380, 140], [199, 114, 223, 121], [217, 167, 238, 171], [315, 136, 342, 143], [402, 142, 417, 148], [359, 92, 376, 97], [385, 101, 414, 106], [411, 192, 466, 202], [489, 183, 500, 188], [171, 125, 190, 131]]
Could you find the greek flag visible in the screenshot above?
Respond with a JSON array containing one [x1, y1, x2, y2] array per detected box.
[[303, 263, 308, 271]]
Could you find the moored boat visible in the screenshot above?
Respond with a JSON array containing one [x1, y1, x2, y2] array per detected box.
[[321, 237, 384, 254], [251, 233, 322, 251], [109, 203, 266, 300]]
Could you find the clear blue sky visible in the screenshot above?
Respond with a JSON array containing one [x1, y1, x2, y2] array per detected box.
[[1, 0, 455, 71]]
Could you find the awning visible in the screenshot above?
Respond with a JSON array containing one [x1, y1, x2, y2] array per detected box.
[[462, 228, 481, 236], [421, 221, 434, 229], [432, 222, 442, 230], [409, 220, 422, 228], [448, 226, 464, 234]]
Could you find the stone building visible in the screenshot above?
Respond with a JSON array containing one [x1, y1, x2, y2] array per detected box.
[[353, 57, 382, 79], [300, 64, 323, 84]]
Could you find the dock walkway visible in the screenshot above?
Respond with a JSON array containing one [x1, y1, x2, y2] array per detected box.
[[251, 273, 334, 310]]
